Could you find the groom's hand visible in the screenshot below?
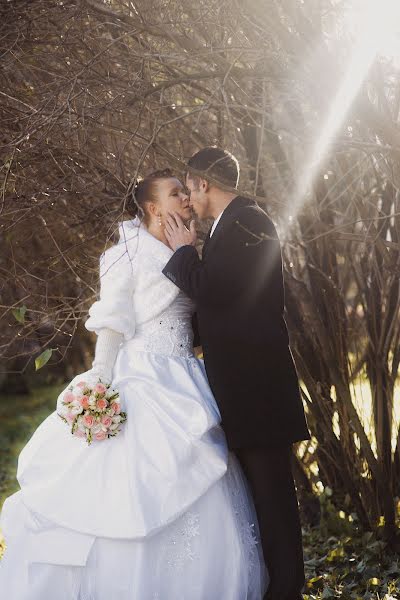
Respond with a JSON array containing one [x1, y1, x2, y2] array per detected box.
[[165, 212, 197, 251]]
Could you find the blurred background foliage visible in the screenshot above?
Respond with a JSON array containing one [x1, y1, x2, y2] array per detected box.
[[1, 0, 400, 596]]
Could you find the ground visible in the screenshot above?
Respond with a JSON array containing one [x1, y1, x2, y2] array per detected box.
[[0, 386, 399, 598]]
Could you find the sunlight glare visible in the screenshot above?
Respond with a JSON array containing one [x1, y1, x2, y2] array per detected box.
[[284, 0, 400, 231], [345, 0, 400, 60]]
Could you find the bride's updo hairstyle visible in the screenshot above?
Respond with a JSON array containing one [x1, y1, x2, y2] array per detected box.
[[127, 169, 174, 226]]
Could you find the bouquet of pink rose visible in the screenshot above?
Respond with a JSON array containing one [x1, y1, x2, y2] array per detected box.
[[57, 378, 127, 445]]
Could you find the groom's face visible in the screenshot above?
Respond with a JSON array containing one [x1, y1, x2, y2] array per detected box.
[[185, 174, 210, 220]]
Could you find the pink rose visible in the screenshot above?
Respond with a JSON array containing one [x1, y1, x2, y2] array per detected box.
[[96, 398, 107, 411], [95, 431, 107, 441], [76, 381, 87, 389], [63, 391, 75, 404], [80, 396, 89, 409], [111, 402, 121, 415], [101, 416, 112, 428], [83, 414, 94, 428], [94, 383, 107, 395], [66, 413, 75, 424]]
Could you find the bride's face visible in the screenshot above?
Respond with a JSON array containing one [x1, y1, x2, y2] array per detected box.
[[155, 177, 192, 223]]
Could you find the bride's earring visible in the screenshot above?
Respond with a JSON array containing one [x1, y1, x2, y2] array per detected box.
[[158, 214, 162, 227]]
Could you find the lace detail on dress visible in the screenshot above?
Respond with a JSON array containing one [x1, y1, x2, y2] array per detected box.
[[141, 315, 194, 358], [165, 510, 200, 572], [226, 459, 260, 579], [123, 292, 195, 359], [240, 520, 259, 576]]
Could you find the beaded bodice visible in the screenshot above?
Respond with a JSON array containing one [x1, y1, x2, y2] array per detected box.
[[123, 291, 195, 358]]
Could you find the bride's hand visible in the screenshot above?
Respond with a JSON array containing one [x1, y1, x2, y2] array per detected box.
[[165, 213, 197, 251]]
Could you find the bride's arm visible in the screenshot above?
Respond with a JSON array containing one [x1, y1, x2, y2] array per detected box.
[[82, 242, 136, 383], [85, 242, 136, 340], [90, 328, 124, 383]]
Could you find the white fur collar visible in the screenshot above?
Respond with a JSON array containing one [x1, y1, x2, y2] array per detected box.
[[117, 217, 174, 263]]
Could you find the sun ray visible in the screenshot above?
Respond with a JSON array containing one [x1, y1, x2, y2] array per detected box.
[[284, 0, 400, 230]]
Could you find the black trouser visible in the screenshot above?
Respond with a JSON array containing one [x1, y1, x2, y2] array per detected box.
[[233, 445, 305, 600]]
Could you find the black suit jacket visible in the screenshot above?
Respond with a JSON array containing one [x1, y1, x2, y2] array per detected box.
[[163, 196, 310, 448]]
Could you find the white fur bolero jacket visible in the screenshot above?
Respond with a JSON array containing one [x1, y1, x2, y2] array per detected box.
[[84, 217, 181, 340]]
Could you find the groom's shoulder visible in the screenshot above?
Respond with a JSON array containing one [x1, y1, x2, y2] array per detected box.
[[233, 197, 278, 237]]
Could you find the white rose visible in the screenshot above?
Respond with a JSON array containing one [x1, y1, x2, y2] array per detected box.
[[70, 402, 83, 415], [76, 417, 86, 432], [73, 385, 84, 397]]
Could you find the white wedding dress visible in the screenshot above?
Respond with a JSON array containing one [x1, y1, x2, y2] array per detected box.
[[0, 218, 268, 599]]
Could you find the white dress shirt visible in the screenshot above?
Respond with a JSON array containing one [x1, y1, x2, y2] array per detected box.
[[210, 210, 225, 237]]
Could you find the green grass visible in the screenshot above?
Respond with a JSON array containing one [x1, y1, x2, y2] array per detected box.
[[0, 383, 64, 506], [0, 383, 64, 558]]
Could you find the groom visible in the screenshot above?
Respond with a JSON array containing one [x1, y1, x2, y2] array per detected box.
[[162, 147, 310, 600]]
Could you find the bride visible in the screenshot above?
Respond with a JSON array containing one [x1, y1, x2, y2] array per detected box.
[[0, 169, 268, 600]]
